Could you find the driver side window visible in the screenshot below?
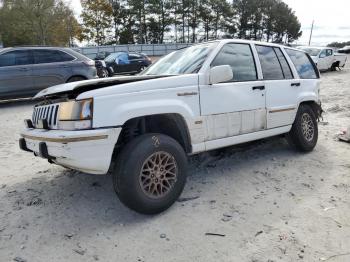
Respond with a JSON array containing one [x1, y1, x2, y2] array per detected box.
[[326, 49, 333, 56], [211, 43, 257, 82]]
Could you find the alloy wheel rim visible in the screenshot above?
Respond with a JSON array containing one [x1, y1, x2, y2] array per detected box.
[[301, 113, 315, 141], [139, 151, 178, 199]]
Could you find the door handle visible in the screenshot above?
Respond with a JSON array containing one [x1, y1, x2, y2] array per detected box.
[[252, 86, 265, 90], [291, 83, 301, 87], [18, 68, 29, 71]]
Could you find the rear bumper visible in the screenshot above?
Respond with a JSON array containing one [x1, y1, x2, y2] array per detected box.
[[20, 128, 121, 174]]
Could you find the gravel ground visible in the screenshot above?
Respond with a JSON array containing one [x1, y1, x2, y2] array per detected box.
[[0, 58, 350, 262]]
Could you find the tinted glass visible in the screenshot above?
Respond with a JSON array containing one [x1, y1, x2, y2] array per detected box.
[[211, 43, 257, 81], [0, 50, 32, 67], [33, 50, 74, 64], [285, 49, 318, 79], [274, 48, 293, 79], [256, 45, 284, 80]]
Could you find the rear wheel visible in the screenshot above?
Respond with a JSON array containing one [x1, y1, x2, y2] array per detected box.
[[287, 104, 318, 152], [112, 134, 187, 214], [139, 65, 146, 72], [101, 69, 109, 78]]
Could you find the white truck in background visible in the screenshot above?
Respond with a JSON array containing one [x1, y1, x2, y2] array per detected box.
[[298, 46, 347, 71]]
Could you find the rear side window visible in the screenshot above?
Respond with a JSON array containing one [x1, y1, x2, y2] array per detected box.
[[0, 50, 32, 67], [211, 43, 257, 82], [256, 45, 284, 80], [285, 49, 318, 79], [274, 48, 293, 79], [33, 50, 75, 64]]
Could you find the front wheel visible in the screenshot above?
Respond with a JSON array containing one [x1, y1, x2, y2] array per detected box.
[[287, 104, 318, 152], [112, 134, 187, 214]]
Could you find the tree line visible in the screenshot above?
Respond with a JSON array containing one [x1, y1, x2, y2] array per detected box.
[[327, 41, 350, 48], [0, 0, 302, 47], [81, 0, 302, 45], [0, 0, 81, 47]]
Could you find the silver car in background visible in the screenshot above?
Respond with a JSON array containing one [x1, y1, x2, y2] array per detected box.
[[0, 47, 97, 99]]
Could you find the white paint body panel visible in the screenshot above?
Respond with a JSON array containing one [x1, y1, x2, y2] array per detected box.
[[21, 128, 121, 174], [22, 39, 321, 174]]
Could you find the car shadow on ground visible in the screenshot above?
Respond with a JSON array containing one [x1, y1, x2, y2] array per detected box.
[[2, 135, 323, 232], [0, 135, 330, 246]]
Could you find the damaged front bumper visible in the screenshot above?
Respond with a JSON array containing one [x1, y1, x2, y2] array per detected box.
[[19, 127, 121, 174]]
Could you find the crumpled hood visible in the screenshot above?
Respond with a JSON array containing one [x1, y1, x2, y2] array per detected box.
[[34, 75, 168, 99]]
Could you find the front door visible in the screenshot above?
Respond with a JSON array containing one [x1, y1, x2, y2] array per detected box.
[[114, 52, 132, 74], [0, 50, 34, 98], [318, 49, 333, 70], [200, 43, 266, 141]]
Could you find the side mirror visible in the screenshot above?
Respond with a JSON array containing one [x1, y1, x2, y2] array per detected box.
[[319, 53, 326, 58], [209, 65, 233, 85]]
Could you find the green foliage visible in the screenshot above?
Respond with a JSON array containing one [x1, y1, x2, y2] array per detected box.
[[0, 0, 302, 46], [327, 41, 350, 48], [81, 0, 113, 45], [234, 0, 301, 43], [0, 0, 81, 47]]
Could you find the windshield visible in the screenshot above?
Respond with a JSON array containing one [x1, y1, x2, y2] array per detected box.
[[299, 48, 321, 57], [141, 42, 218, 76]]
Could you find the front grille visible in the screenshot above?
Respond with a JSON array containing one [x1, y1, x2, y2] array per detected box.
[[32, 104, 60, 129]]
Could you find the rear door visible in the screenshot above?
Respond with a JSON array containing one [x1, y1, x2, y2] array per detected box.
[[255, 45, 297, 129], [0, 50, 34, 98], [32, 49, 74, 90], [128, 53, 144, 72]]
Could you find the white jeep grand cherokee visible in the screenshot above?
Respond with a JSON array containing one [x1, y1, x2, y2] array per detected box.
[[20, 40, 322, 214]]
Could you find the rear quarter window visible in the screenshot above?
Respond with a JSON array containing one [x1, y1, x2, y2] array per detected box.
[[285, 49, 319, 79]]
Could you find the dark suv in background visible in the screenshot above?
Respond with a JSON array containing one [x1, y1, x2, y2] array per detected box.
[[0, 47, 97, 99], [101, 52, 152, 76]]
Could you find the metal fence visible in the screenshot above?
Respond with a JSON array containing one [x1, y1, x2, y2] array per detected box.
[[77, 43, 192, 59]]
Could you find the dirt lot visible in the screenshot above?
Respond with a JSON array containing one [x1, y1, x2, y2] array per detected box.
[[1, 59, 350, 262]]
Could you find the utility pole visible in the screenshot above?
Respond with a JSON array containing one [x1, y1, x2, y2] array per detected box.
[[308, 20, 314, 46]]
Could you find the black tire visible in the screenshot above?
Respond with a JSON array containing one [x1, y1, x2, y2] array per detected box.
[[67, 76, 86, 83], [112, 133, 188, 214], [139, 65, 146, 72], [331, 61, 340, 71], [101, 69, 109, 78], [287, 104, 318, 152]]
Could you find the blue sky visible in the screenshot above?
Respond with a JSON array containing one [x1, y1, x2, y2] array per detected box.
[[66, 0, 350, 45]]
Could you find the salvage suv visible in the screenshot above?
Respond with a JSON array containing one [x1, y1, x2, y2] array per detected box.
[[20, 40, 322, 214]]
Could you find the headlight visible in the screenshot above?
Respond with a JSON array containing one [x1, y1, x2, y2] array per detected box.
[[58, 98, 93, 130]]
